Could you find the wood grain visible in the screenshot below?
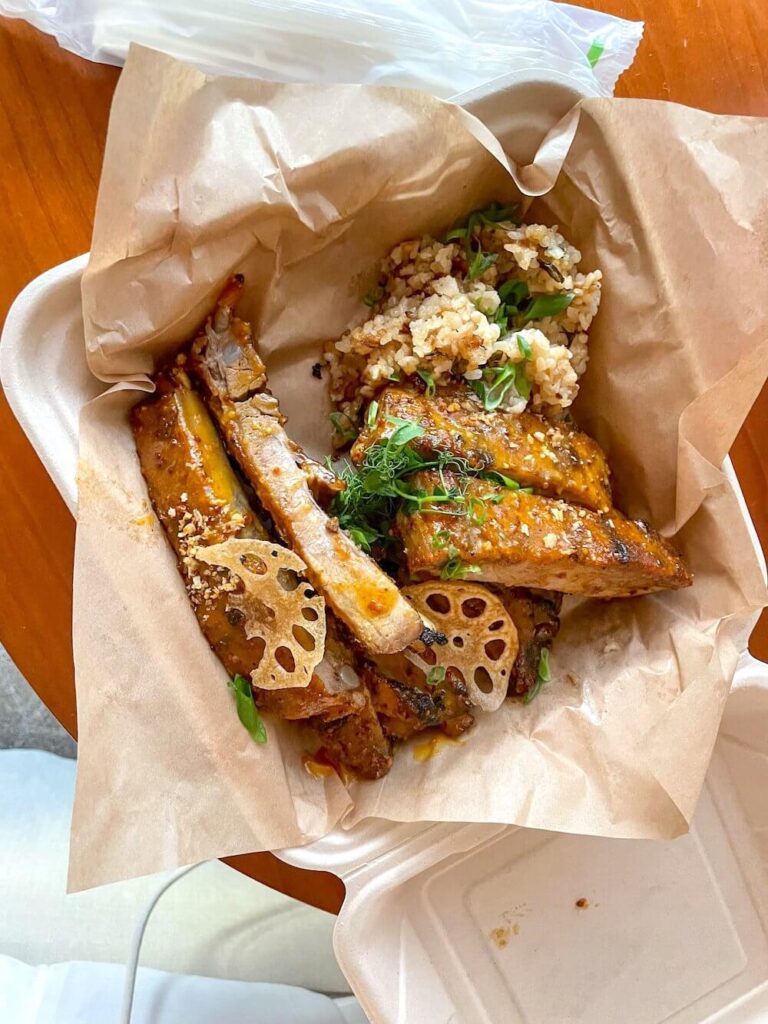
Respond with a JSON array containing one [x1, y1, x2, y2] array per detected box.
[[0, 3, 766, 917]]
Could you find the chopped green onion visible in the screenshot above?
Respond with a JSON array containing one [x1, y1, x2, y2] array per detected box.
[[516, 333, 532, 359], [519, 486, 534, 495], [492, 305, 509, 332], [440, 556, 481, 581], [478, 202, 520, 226], [481, 491, 505, 505], [586, 40, 605, 69], [431, 528, 452, 550], [366, 400, 379, 429], [469, 364, 519, 412], [519, 292, 575, 323], [468, 250, 497, 281], [523, 648, 552, 704], [426, 665, 447, 686], [228, 675, 267, 744], [467, 496, 488, 526], [445, 227, 468, 241], [538, 648, 551, 682], [514, 363, 531, 401], [362, 284, 384, 307], [498, 279, 529, 306], [329, 411, 358, 442], [416, 368, 436, 398]]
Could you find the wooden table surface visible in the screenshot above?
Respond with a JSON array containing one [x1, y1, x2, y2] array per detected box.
[[0, 3, 766, 917]]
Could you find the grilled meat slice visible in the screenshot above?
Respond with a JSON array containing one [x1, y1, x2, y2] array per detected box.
[[131, 377, 364, 724], [496, 588, 562, 696], [398, 473, 693, 598], [365, 658, 474, 741], [188, 277, 422, 655], [310, 684, 393, 780], [368, 671, 473, 745], [352, 384, 612, 512]]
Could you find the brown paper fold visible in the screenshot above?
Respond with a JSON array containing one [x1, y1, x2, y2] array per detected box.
[[69, 46, 768, 891]]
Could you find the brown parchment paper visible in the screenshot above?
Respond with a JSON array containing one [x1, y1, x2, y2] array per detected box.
[[69, 45, 768, 891]]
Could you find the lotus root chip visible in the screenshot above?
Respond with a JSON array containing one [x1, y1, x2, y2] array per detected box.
[[196, 538, 325, 689], [402, 582, 518, 711]]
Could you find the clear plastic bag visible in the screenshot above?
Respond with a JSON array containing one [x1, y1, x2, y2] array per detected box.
[[0, 0, 642, 98]]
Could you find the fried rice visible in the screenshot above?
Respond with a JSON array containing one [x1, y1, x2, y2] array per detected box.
[[325, 215, 602, 429]]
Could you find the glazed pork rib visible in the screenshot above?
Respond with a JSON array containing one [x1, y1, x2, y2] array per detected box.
[[188, 277, 423, 656], [398, 473, 692, 598], [352, 384, 612, 512], [309, 683, 393, 780], [131, 375, 367, 725], [498, 588, 563, 696]]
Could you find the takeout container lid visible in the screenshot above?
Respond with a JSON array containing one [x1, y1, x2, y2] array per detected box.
[[3, 73, 768, 1023]]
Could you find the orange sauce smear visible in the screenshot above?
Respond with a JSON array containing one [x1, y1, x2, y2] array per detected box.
[[413, 732, 463, 763], [302, 750, 351, 785], [302, 755, 335, 780]]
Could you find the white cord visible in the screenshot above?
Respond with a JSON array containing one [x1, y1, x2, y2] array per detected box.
[[118, 861, 205, 1024]]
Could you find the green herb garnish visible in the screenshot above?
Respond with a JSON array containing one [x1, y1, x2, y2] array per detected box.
[[416, 368, 436, 397], [586, 40, 605, 69], [498, 279, 530, 306], [492, 304, 509, 333], [468, 250, 498, 282], [467, 495, 488, 526], [443, 202, 519, 283], [362, 284, 384, 307], [519, 292, 575, 323], [523, 648, 552, 704], [440, 553, 481, 580], [478, 201, 520, 226], [329, 411, 358, 443], [366, 400, 379, 430], [482, 471, 521, 490], [487, 282, 573, 336], [431, 528, 452, 550], [537, 648, 551, 682], [331, 420, 470, 551], [426, 665, 447, 686], [514, 362, 531, 401], [468, 364, 524, 412], [228, 674, 268, 744], [444, 202, 519, 244], [385, 414, 426, 447], [516, 333, 532, 359]]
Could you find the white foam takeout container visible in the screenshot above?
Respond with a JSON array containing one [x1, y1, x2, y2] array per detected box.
[[2, 75, 768, 1023]]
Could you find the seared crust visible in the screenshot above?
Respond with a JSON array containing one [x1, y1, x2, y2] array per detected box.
[[398, 473, 692, 598], [310, 685, 393, 780], [352, 384, 612, 512]]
